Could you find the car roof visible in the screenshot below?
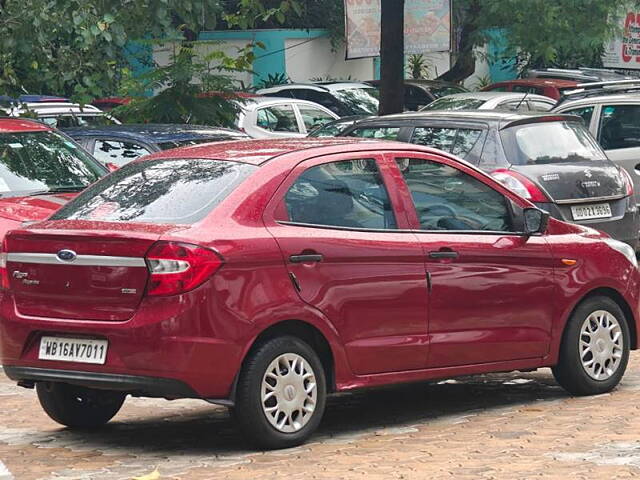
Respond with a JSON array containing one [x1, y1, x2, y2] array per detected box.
[[436, 91, 549, 101], [63, 124, 248, 144], [488, 78, 578, 88], [0, 118, 52, 133], [348, 110, 580, 130], [257, 82, 375, 94], [14, 102, 105, 115], [367, 79, 463, 88], [142, 138, 450, 166], [557, 92, 640, 108]]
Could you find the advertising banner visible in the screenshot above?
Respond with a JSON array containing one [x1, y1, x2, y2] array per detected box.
[[345, 0, 451, 60], [603, 11, 640, 70]]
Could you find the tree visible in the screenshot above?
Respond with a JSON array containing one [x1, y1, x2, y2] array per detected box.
[[0, 0, 300, 108], [379, 0, 405, 115], [439, 0, 630, 83]]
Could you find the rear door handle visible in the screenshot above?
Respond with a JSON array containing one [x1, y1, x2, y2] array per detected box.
[[428, 251, 459, 259], [289, 254, 323, 263]]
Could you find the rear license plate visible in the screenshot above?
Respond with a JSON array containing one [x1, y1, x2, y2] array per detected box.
[[39, 336, 108, 365], [571, 203, 612, 221]]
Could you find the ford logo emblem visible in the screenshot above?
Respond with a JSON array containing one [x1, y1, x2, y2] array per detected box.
[[56, 249, 77, 262]]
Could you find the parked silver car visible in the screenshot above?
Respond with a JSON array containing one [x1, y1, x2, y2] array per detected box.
[[554, 83, 640, 207], [235, 97, 339, 139], [420, 92, 556, 113]]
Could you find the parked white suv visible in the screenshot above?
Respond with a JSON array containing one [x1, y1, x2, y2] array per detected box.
[[2, 101, 119, 128], [235, 97, 338, 139]]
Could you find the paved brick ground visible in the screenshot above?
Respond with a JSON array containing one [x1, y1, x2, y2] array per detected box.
[[2, 356, 640, 479]]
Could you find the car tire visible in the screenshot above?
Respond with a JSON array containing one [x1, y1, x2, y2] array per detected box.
[[36, 382, 126, 428], [233, 336, 327, 449], [552, 296, 630, 396]]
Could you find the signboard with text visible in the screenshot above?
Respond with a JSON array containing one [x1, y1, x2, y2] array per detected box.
[[603, 11, 640, 70], [344, 0, 451, 60]]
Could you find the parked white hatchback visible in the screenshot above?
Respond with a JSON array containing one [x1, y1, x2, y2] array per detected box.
[[2, 102, 119, 128], [236, 97, 339, 139]]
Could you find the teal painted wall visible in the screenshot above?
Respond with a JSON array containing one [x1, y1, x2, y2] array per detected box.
[[198, 29, 327, 86], [486, 29, 518, 82]]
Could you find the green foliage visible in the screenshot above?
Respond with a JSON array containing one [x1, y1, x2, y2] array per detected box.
[[472, 74, 493, 90], [0, 0, 223, 101], [256, 72, 291, 89], [406, 54, 430, 80], [452, 0, 630, 73]]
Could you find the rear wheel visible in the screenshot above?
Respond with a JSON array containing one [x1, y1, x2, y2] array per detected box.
[[36, 382, 126, 428], [234, 336, 326, 449], [552, 296, 630, 396]]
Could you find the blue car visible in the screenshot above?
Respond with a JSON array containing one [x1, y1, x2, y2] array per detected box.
[[65, 124, 249, 168]]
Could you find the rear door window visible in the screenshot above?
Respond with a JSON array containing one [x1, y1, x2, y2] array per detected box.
[[563, 106, 595, 127], [256, 105, 300, 133], [348, 127, 401, 140], [279, 158, 397, 230], [51, 159, 257, 224], [598, 104, 640, 150], [410, 127, 484, 159], [93, 139, 151, 166], [297, 106, 335, 132]]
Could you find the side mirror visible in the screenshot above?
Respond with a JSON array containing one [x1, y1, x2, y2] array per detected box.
[[105, 162, 119, 172], [523, 208, 549, 235]]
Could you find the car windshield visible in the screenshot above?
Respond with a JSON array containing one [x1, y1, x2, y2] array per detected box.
[[430, 85, 468, 98], [332, 88, 380, 115], [0, 131, 105, 197], [51, 158, 258, 225], [501, 121, 607, 165], [421, 97, 486, 111]]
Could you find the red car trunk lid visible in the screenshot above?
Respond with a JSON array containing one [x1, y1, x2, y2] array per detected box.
[[4, 221, 182, 321]]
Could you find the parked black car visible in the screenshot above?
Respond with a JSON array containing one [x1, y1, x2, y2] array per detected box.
[[65, 124, 248, 167], [339, 111, 639, 249], [366, 79, 469, 111]]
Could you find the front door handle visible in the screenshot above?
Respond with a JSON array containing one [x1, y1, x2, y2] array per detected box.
[[428, 250, 459, 259], [289, 254, 323, 263]]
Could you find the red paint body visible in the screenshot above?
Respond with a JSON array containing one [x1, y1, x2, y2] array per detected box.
[[483, 78, 579, 100], [1, 139, 639, 400]]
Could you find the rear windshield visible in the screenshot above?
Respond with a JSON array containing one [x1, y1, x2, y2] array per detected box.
[[332, 88, 380, 115], [430, 86, 468, 98], [51, 158, 257, 224], [501, 121, 607, 165], [421, 97, 486, 111], [0, 131, 105, 196], [41, 115, 117, 128], [157, 136, 245, 150]]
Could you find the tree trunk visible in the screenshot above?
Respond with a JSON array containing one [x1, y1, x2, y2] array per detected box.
[[379, 0, 404, 115], [437, 0, 480, 84]]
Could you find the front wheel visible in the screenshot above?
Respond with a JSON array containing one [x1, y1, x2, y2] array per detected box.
[[552, 296, 630, 396], [36, 382, 126, 428], [233, 336, 327, 449]]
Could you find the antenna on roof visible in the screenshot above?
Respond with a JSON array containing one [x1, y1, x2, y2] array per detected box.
[[514, 91, 530, 111]]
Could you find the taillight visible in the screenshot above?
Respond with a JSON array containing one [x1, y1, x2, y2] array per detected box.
[[145, 241, 223, 296], [0, 239, 8, 290], [491, 169, 549, 202], [620, 167, 634, 196]]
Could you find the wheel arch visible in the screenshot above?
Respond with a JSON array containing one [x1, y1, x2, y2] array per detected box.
[[231, 319, 338, 402], [553, 287, 638, 363]]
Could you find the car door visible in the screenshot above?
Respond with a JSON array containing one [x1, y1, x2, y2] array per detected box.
[[387, 152, 556, 368], [263, 152, 430, 375]]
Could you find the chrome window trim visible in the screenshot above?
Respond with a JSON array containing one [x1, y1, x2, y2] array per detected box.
[[6, 253, 146, 268]]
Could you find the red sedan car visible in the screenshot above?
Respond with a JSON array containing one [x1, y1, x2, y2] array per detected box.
[[0, 139, 638, 449]]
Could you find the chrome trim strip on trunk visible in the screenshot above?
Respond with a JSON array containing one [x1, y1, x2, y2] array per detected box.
[[6, 253, 146, 268], [554, 194, 627, 205]]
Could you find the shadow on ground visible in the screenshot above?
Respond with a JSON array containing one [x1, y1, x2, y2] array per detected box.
[[33, 369, 569, 455]]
